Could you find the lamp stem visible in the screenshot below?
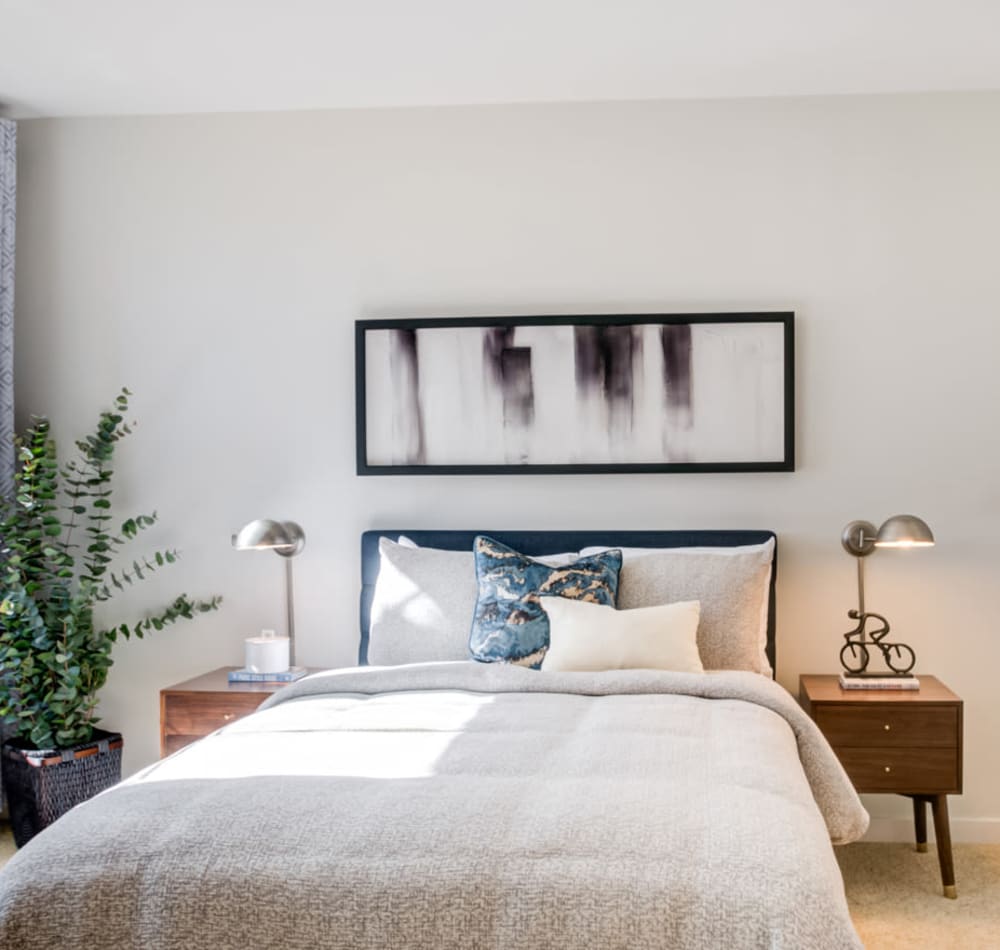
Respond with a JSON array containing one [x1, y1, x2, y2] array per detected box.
[[285, 557, 296, 667], [857, 556, 866, 643]]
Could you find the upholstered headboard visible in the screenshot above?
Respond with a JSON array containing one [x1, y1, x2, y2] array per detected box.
[[359, 529, 778, 673]]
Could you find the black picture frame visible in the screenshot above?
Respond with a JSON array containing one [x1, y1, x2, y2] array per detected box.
[[356, 312, 795, 475]]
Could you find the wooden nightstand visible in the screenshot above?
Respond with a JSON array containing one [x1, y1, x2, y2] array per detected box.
[[160, 667, 319, 757], [800, 674, 963, 898]]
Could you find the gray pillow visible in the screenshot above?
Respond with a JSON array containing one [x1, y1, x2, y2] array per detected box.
[[368, 538, 579, 665], [580, 541, 775, 675], [368, 539, 476, 665]]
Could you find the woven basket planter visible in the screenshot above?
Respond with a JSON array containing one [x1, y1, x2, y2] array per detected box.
[[1, 729, 123, 847]]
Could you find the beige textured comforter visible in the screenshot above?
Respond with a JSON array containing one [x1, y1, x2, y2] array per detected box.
[[0, 663, 867, 949]]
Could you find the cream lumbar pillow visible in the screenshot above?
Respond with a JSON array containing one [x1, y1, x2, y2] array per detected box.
[[539, 597, 703, 674]]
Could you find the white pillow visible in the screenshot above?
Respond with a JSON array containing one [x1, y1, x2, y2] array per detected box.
[[367, 538, 581, 665], [397, 535, 579, 567], [579, 540, 774, 675], [539, 597, 703, 674], [368, 539, 475, 665]]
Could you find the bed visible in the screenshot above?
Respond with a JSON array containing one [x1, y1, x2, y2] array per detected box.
[[0, 529, 867, 949]]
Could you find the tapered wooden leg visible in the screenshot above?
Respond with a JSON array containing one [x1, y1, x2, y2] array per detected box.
[[912, 796, 928, 853], [930, 794, 957, 898]]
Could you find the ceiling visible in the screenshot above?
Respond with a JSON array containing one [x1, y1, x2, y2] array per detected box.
[[3, 0, 1000, 118]]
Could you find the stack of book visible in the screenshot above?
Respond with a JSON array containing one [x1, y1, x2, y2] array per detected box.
[[228, 667, 308, 684], [839, 673, 920, 690]]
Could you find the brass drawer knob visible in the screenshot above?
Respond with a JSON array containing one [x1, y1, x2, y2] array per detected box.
[[223, 713, 235, 722], [884, 724, 891, 731], [884, 766, 892, 773]]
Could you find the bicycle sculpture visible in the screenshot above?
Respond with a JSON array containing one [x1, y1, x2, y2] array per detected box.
[[840, 609, 916, 675]]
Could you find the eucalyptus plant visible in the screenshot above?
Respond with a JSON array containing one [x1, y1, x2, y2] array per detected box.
[[0, 389, 220, 750]]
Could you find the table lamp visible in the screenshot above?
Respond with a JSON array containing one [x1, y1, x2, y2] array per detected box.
[[839, 514, 934, 678], [232, 519, 306, 666]]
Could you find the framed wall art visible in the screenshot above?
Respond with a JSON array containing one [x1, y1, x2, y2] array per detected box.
[[356, 312, 794, 475]]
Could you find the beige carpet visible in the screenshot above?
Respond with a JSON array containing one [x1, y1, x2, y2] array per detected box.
[[0, 823, 996, 947], [837, 842, 1000, 949]]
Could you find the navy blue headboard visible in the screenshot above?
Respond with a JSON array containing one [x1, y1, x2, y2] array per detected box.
[[360, 529, 778, 674]]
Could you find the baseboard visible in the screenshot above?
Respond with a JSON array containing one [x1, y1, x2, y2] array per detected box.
[[863, 817, 1000, 845]]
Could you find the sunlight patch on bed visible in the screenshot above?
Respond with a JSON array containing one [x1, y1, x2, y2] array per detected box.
[[137, 692, 498, 782], [225, 691, 497, 735]]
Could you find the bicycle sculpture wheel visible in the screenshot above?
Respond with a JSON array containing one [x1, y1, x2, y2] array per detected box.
[[840, 640, 870, 674], [883, 642, 916, 674]]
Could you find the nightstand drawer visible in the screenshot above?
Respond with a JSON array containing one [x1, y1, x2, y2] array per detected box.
[[835, 746, 960, 793], [814, 705, 958, 748], [162, 691, 264, 738]]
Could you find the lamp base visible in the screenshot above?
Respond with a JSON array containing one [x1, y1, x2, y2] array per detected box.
[[840, 671, 915, 679]]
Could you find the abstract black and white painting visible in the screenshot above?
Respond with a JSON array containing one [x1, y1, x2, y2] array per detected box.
[[356, 314, 794, 474]]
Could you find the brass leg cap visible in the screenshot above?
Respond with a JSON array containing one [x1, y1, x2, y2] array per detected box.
[[943, 885, 958, 899], [916, 842, 928, 853]]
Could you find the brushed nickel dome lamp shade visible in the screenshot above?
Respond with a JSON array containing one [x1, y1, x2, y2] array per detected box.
[[840, 515, 935, 678], [232, 519, 306, 666]]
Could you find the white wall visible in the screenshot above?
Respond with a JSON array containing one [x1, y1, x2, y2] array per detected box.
[[13, 92, 1000, 840]]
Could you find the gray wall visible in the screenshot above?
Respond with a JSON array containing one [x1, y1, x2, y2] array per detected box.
[[14, 92, 1000, 840]]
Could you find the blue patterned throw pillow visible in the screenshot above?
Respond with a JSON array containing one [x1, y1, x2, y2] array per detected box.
[[469, 536, 622, 668]]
